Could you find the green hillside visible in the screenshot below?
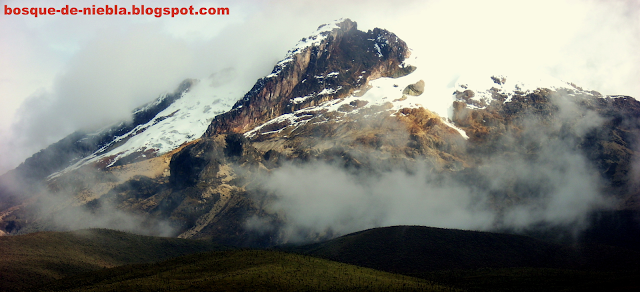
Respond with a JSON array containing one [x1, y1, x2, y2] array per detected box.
[[3, 226, 639, 291], [283, 225, 640, 291], [420, 267, 639, 292], [287, 225, 640, 272], [0, 229, 224, 291], [40, 250, 454, 292]]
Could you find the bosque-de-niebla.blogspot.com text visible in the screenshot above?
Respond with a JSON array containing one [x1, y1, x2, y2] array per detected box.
[[4, 5, 229, 18]]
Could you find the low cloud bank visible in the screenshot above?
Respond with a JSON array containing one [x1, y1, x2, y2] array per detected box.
[[248, 93, 616, 242]]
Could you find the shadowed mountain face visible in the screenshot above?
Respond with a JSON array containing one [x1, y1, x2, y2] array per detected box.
[[0, 19, 639, 249]]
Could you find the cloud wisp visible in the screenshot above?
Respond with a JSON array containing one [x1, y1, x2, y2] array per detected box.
[[14, 167, 178, 237]]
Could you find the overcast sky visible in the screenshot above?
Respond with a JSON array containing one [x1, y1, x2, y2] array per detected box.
[[1, 0, 639, 174]]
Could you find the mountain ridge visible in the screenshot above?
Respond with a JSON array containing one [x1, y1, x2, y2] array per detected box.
[[205, 18, 413, 136]]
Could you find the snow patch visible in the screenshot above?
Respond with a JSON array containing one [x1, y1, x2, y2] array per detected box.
[[453, 72, 592, 109], [49, 77, 242, 179], [266, 20, 342, 79], [292, 94, 314, 104], [440, 118, 469, 140], [373, 43, 383, 57], [318, 87, 342, 95]]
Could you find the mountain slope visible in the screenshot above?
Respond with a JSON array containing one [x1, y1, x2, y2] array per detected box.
[[5, 80, 194, 183], [0, 228, 224, 292]]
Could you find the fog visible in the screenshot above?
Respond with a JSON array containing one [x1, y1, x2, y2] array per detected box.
[[1, 166, 178, 237], [32, 188, 178, 237], [247, 92, 616, 242], [252, 162, 495, 242]]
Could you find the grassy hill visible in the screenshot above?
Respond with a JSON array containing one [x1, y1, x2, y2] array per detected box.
[[0, 229, 225, 291], [282, 225, 640, 291], [286, 225, 640, 272], [419, 267, 639, 292], [40, 250, 455, 292], [3, 226, 639, 291]]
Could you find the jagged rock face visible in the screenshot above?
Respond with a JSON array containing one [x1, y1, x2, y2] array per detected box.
[[452, 87, 640, 208], [239, 105, 469, 172], [160, 135, 274, 246], [169, 139, 223, 189], [403, 80, 425, 96], [69, 134, 277, 246], [205, 19, 413, 136], [169, 134, 263, 189]]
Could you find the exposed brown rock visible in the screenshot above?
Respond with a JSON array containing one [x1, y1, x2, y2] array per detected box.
[[453, 89, 640, 204], [204, 19, 412, 136], [402, 80, 425, 96]]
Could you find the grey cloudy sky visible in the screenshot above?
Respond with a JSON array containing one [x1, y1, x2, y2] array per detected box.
[[1, 0, 639, 174]]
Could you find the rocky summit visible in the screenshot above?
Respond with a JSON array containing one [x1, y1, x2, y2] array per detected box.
[[1, 19, 639, 248]]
